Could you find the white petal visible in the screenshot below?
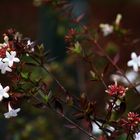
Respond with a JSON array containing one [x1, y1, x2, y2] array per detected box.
[[5, 67, 12, 72], [9, 61, 13, 67], [0, 95, 3, 101], [13, 58, 20, 63], [8, 103, 13, 111], [4, 86, 9, 92], [127, 60, 134, 66], [1, 68, 6, 74], [133, 64, 139, 72], [11, 51, 16, 57], [0, 84, 3, 90], [135, 132, 140, 140], [3, 92, 9, 98], [4, 112, 10, 118], [10, 110, 17, 117], [131, 52, 137, 59], [2, 58, 9, 63], [6, 51, 11, 58], [15, 108, 21, 113]]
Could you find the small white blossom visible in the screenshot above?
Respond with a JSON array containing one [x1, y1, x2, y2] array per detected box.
[[99, 24, 113, 36], [3, 51, 20, 67], [127, 52, 140, 72], [0, 59, 12, 74], [27, 40, 34, 46], [115, 14, 122, 26], [135, 132, 140, 140], [4, 103, 20, 119], [0, 83, 9, 101]]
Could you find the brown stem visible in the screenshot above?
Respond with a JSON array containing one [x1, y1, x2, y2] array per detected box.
[[31, 93, 97, 140], [90, 39, 139, 94]]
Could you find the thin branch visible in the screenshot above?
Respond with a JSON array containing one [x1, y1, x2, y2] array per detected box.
[[90, 39, 139, 94], [31, 93, 97, 140]]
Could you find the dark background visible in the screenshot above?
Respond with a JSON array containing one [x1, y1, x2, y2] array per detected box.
[[0, 0, 140, 140]]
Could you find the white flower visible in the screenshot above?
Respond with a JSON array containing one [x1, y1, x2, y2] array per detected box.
[[4, 103, 20, 119], [0, 83, 9, 101], [0, 59, 12, 74], [115, 14, 122, 26], [127, 52, 140, 72], [27, 40, 34, 46], [3, 51, 20, 67], [99, 24, 114, 36], [135, 132, 140, 140]]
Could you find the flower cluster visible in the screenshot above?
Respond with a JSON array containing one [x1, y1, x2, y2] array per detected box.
[[127, 112, 140, 129], [105, 81, 128, 97], [0, 34, 20, 74], [120, 112, 140, 131], [0, 30, 27, 119], [0, 83, 20, 118], [0, 29, 37, 119], [99, 14, 122, 36], [99, 24, 113, 36]]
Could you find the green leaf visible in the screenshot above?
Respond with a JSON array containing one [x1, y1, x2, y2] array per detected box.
[[70, 41, 82, 54], [21, 72, 29, 80]]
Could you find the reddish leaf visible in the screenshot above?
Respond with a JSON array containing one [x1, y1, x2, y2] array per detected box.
[[113, 53, 120, 65], [11, 92, 25, 98], [75, 13, 85, 23]]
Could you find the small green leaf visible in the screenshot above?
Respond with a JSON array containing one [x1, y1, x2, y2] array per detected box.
[[21, 72, 29, 80], [70, 41, 82, 54]]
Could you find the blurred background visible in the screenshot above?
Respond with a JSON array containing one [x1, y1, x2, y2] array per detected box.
[[0, 0, 140, 140]]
